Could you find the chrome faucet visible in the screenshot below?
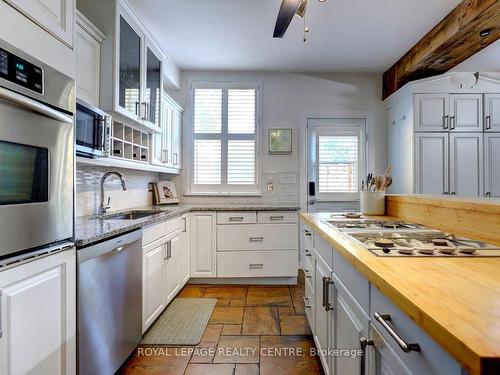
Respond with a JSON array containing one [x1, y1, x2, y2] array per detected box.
[[100, 171, 127, 215]]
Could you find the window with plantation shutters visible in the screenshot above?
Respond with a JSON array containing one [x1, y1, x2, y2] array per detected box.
[[191, 83, 259, 194]]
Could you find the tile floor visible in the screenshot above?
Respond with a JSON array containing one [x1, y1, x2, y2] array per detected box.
[[119, 273, 324, 375]]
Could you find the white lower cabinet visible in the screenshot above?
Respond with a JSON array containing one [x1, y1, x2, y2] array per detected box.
[[366, 323, 412, 375], [314, 253, 333, 375], [143, 238, 167, 330], [142, 217, 185, 333], [190, 212, 217, 277], [180, 214, 190, 284], [332, 273, 369, 375], [214, 211, 298, 279], [0, 249, 76, 375], [165, 232, 181, 303], [304, 227, 463, 375]]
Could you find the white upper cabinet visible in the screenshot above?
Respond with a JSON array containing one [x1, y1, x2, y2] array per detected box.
[[483, 133, 500, 198], [77, 0, 165, 132], [117, 7, 144, 122], [172, 107, 182, 169], [75, 11, 104, 106], [449, 94, 483, 132], [5, 0, 74, 47], [414, 94, 448, 132], [449, 133, 483, 197], [484, 94, 500, 132], [414, 133, 449, 195], [152, 93, 182, 170], [144, 42, 162, 128], [415, 93, 483, 132]]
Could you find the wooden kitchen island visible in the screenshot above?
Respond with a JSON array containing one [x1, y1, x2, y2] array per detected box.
[[300, 195, 500, 375]]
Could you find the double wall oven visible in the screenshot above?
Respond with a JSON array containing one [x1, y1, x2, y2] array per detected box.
[[0, 39, 75, 260]]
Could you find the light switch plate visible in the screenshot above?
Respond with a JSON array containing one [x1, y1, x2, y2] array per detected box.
[[280, 174, 297, 184]]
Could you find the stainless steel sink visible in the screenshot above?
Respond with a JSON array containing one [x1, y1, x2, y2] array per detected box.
[[99, 210, 159, 221]]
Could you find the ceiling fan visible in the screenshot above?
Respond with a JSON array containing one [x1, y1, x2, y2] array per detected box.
[[273, 0, 326, 40]]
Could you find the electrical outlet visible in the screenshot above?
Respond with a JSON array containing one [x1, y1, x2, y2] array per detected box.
[[266, 183, 274, 192], [280, 174, 297, 184]]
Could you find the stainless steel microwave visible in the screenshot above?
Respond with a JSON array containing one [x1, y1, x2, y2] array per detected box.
[[75, 98, 111, 158]]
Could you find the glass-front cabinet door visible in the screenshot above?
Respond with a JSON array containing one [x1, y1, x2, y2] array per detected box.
[[145, 45, 162, 127], [118, 13, 142, 119]]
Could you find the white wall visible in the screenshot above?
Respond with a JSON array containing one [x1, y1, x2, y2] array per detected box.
[[167, 71, 387, 205]]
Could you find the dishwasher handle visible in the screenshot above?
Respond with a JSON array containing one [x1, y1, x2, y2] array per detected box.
[[77, 230, 143, 263]]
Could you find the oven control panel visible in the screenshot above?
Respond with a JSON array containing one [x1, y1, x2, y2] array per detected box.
[[0, 47, 43, 94]]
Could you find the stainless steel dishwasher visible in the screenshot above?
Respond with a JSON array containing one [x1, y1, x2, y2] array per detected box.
[[77, 229, 143, 375]]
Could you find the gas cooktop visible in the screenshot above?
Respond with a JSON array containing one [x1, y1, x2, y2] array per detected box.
[[325, 218, 432, 232], [349, 231, 500, 257]]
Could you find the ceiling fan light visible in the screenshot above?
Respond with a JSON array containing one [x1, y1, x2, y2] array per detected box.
[[295, 0, 307, 18]]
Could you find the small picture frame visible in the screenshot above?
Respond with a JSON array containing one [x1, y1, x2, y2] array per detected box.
[[153, 181, 180, 205], [268, 129, 292, 154]]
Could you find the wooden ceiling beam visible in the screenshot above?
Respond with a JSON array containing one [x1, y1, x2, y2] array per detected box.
[[383, 0, 500, 99]]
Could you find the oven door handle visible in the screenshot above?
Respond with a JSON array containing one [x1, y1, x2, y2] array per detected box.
[[0, 86, 73, 124]]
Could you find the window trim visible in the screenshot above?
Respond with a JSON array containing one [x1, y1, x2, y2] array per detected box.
[[315, 124, 366, 202], [187, 81, 261, 195]]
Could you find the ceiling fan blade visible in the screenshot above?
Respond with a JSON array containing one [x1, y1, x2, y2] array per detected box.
[[273, 0, 302, 38]]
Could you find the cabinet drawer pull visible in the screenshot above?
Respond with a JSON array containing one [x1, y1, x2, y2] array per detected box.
[[249, 236, 264, 242], [450, 115, 456, 130], [182, 217, 187, 232], [270, 215, 284, 221], [303, 230, 311, 237], [249, 263, 264, 269], [304, 249, 312, 257], [229, 216, 244, 222], [443, 115, 449, 130], [359, 337, 375, 375], [486, 115, 492, 130], [304, 269, 312, 279], [374, 312, 420, 353], [303, 296, 312, 308], [167, 241, 172, 259], [323, 277, 334, 311]]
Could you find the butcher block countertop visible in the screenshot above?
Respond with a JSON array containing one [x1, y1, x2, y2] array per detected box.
[[300, 212, 500, 375]]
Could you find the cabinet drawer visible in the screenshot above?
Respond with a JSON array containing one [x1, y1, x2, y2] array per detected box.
[[165, 216, 181, 236], [370, 286, 461, 375], [257, 211, 297, 224], [217, 250, 298, 277], [143, 222, 167, 245], [217, 224, 297, 251], [217, 211, 256, 224]]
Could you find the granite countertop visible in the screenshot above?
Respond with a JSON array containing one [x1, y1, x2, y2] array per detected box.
[[75, 203, 301, 247]]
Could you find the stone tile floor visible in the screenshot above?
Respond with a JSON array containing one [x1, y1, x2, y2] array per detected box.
[[119, 272, 324, 375]]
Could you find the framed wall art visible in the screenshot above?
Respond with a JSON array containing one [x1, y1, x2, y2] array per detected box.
[[268, 128, 292, 154]]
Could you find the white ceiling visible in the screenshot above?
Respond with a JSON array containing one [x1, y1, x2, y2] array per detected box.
[[128, 0, 462, 73], [454, 39, 500, 72]]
